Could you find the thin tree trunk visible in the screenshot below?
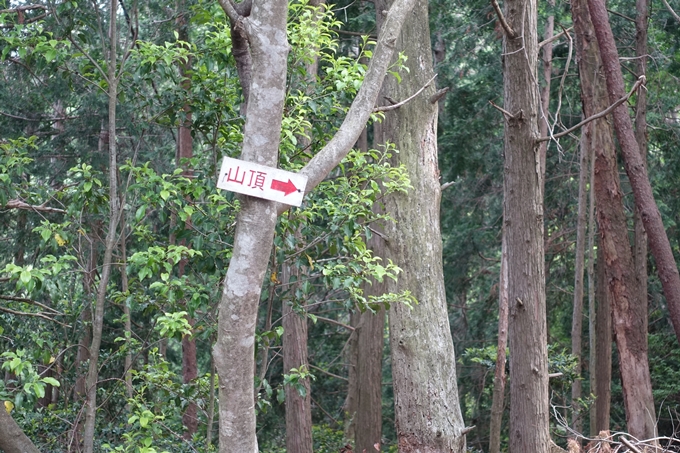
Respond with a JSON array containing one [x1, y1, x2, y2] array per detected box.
[[594, 245, 612, 433], [83, 1, 120, 450], [633, 0, 649, 336], [379, 1, 466, 451], [120, 209, 132, 400], [571, 109, 590, 434], [501, 0, 550, 449], [282, 261, 313, 453], [587, 128, 598, 437], [489, 234, 508, 453], [588, 0, 680, 346]]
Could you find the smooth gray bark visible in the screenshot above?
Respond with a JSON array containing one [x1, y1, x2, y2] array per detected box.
[[212, 1, 417, 451], [0, 409, 41, 453]]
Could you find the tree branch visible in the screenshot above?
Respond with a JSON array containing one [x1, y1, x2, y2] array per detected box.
[[538, 26, 573, 48], [4, 199, 66, 214], [373, 74, 437, 112], [660, 0, 680, 23], [278, 0, 418, 215], [0, 295, 64, 315], [217, 0, 242, 22], [490, 0, 517, 39], [537, 75, 645, 143], [0, 305, 70, 327], [314, 315, 355, 331]]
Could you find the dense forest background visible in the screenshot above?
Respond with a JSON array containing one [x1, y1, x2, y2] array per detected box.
[[1, 0, 680, 452]]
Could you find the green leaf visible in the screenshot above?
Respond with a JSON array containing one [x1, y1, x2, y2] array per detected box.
[[20, 270, 32, 284]]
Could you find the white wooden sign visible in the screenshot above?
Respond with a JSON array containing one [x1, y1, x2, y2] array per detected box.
[[217, 156, 308, 207]]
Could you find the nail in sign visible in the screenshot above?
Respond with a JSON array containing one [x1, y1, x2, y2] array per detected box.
[[217, 156, 308, 207]]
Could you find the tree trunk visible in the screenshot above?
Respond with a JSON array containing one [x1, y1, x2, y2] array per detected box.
[[633, 0, 649, 341], [212, 1, 416, 450], [588, 0, 680, 346], [571, 101, 590, 435], [587, 0, 659, 440], [489, 234, 509, 453], [83, 1, 121, 450], [282, 262, 313, 453], [594, 245, 612, 433], [501, 0, 550, 449], [0, 409, 41, 453], [379, 1, 466, 451]]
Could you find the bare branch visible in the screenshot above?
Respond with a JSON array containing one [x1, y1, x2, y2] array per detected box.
[[0, 295, 64, 315], [313, 315, 355, 331], [490, 0, 517, 39], [489, 100, 517, 119], [661, 0, 680, 22], [0, 305, 70, 327], [538, 26, 573, 48], [4, 199, 66, 214], [537, 76, 646, 142], [308, 364, 349, 382], [217, 0, 242, 22], [373, 74, 437, 112]]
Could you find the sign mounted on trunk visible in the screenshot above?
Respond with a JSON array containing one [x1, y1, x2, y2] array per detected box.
[[217, 156, 308, 207]]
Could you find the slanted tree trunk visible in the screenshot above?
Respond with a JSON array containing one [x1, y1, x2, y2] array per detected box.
[[0, 409, 40, 453], [489, 234, 509, 453], [587, 0, 660, 440], [378, 1, 466, 451], [501, 0, 550, 449], [212, 1, 416, 451], [588, 0, 680, 347]]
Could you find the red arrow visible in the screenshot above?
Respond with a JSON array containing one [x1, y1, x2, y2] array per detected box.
[[270, 178, 299, 196]]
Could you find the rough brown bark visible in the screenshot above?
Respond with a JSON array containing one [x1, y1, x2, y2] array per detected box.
[[587, 0, 660, 439], [594, 246, 612, 434], [282, 263, 313, 453], [489, 235, 508, 453], [379, 1, 466, 451], [588, 0, 680, 346], [501, 0, 550, 449], [0, 409, 41, 453], [571, 103, 589, 435], [633, 0, 649, 336]]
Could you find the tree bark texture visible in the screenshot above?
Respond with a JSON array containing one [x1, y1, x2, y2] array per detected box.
[[380, 1, 466, 451], [570, 128, 589, 433], [502, 0, 550, 450], [633, 0, 649, 335], [211, 1, 417, 451], [587, 0, 659, 440], [0, 409, 41, 453], [489, 235, 508, 453], [282, 264, 313, 453], [212, 3, 289, 452], [594, 247, 612, 434], [588, 0, 680, 345]]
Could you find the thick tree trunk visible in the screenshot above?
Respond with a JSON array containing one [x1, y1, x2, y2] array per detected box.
[[212, 1, 416, 451], [282, 263, 313, 453], [0, 409, 41, 453], [379, 1, 466, 451], [501, 0, 550, 450], [587, 0, 660, 440], [588, 0, 680, 346], [489, 235, 508, 453]]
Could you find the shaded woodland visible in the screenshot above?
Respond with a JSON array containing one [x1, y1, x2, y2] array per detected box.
[[1, 0, 680, 452]]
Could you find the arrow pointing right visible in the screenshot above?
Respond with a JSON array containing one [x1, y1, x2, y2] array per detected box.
[[271, 178, 299, 196]]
